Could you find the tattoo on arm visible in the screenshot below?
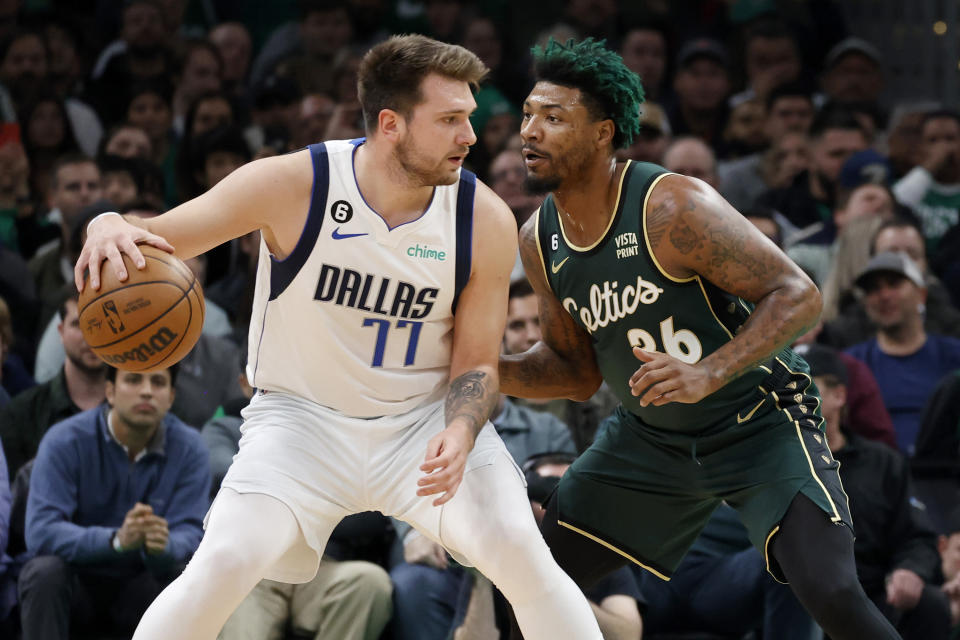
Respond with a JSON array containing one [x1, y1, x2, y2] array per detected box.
[[445, 370, 496, 437]]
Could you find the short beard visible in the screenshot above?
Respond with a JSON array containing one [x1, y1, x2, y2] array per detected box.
[[67, 350, 107, 377], [395, 137, 455, 187], [524, 173, 561, 193]]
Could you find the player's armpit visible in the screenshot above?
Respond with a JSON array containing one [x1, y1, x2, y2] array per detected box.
[[645, 174, 821, 387], [499, 215, 603, 401]]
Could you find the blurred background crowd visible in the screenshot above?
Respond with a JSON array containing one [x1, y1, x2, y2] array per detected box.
[[1, 0, 960, 639]]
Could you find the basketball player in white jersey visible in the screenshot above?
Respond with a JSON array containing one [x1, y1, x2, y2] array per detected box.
[[75, 35, 602, 640]]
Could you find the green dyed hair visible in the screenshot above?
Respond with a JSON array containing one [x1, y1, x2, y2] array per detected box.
[[531, 38, 645, 149]]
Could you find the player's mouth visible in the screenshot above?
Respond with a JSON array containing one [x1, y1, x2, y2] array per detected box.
[[522, 147, 549, 169], [134, 403, 155, 412], [448, 155, 466, 167]]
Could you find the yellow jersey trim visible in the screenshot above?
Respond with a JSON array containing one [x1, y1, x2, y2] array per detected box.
[[764, 525, 788, 585], [641, 172, 695, 284], [558, 519, 671, 581], [557, 160, 632, 252]]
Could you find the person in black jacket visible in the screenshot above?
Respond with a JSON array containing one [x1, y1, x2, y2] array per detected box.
[[804, 344, 951, 640]]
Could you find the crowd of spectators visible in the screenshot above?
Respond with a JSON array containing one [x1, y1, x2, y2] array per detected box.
[[0, 0, 960, 638]]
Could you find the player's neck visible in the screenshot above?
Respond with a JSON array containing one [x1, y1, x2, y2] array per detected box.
[[354, 140, 435, 227], [552, 157, 623, 243]]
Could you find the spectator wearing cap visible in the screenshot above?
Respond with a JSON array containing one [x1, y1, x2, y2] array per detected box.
[[803, 343, 951, 640], [618, 101, 671, 164], [759, 104, 869, 233], [662, 136, 718, 189], [844, 252, 960, 456], [822, 37, 885, 109], [893, 110, 960, 253], [826, 218, 960, 348], [619, 23, 668, 102], [667, 38, 731, 157], [785, 151, 894, 284]]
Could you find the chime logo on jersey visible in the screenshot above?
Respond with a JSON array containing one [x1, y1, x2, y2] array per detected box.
[[406, 243, 447, 261], [314, 263, 438, 319]]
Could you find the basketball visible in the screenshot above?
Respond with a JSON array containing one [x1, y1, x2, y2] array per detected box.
[[78, 245, 205, 372]]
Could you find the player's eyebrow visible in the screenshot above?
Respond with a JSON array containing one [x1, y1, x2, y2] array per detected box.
[[523, 101, 567, 111]]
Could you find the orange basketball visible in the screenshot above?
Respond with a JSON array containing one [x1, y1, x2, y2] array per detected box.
[[78, 245, 205, 372]]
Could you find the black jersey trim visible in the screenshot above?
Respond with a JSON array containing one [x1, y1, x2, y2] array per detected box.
[[452, 170, 476, 315], [268, 143, 329, 301]]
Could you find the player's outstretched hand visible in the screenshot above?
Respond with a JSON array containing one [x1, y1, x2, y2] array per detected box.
[[628, 347, 718, 406], [74, 213, 175, 292], [418, 423, 473, 507]]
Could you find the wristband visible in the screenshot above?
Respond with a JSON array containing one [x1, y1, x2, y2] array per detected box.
[[112, 531, 124, 552], [87, 211, 122, 233]]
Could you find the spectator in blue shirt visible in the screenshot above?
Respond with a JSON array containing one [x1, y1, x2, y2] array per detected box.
[[845, 252, 960, 455], [18, 363, 210, 639]]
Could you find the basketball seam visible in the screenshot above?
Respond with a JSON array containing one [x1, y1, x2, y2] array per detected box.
[[78, 254, 192, 315]]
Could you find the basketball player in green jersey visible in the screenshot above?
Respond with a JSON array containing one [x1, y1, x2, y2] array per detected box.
[[501, 39, 901, 639]]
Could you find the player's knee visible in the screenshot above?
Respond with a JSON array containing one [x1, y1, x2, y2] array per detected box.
[[337, 560, 393, 599], [793, 568, 863, 615], [187, 540, 265, 586]]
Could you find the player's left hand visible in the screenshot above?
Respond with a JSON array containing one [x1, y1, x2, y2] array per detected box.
[[886, 568, 924, 610], [418, 423, 474, 507], [628, 347, 718, 406]]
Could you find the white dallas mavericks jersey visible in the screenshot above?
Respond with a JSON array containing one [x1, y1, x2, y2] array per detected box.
[[247, 140, 476, 417]]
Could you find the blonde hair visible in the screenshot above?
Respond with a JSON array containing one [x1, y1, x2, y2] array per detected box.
[[820, 215, 884, 321], [357, 34, 488, 132]]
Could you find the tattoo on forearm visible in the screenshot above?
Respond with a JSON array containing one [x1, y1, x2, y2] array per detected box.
[[445, 371, 495, 436]]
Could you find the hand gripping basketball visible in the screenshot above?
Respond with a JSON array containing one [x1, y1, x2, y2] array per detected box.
[[77, 245, 205, 371]]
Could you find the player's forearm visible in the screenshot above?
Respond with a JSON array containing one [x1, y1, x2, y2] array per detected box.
[[500, 342, 602, 402], [701, 279, 821, 390], [444, 367, 498, 439]]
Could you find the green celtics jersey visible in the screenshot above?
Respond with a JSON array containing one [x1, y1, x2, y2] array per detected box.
[[535, 161, 807, 433]]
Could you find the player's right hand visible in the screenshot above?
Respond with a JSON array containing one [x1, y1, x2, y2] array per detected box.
[[74, 213, 175, 292], [418, 423, 473, 507]]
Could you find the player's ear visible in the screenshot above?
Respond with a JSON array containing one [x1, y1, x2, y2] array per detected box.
[[379, 108, 405, 141], [595, 118, 615, 149]]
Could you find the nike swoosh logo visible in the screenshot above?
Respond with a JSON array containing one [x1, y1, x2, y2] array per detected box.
[[332, 228, 368, 240], [551, 257, 570, 274], [737, 398, 766, 424]]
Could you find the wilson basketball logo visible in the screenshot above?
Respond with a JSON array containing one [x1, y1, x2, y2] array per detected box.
[[100, 326, 181, 365]]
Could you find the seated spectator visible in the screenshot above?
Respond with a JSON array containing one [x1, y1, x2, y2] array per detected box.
[[209, 22, 252, 100], [910, 370, 960, 530], [97, 122, 153, 162], [619, 23, 668, 102], [807, 344, 951, 640], [667, 38, 731, 156], [28, 153, 102, 331], [0, 288, 105, 480], [18, 363, 209, 639], [893, 109, 960, 252], [759, 105, 869, 233], [719, 81, 814, 211], [662, 136, 719, 189], [98, 154, 149, 209], [845, 252, 960, 455], [821, 37, 885, 111], [635, 502, 816, 639], [489, 148, 544, 228], [827, 218, 960, 347]]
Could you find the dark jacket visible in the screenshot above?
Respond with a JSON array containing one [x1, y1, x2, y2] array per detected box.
[[834, 432, 941, 594]]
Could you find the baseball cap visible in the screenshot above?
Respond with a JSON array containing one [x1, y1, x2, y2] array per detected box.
[[794, 344, 848, 385], [824, 37, 882, 69], [838, 149, 892, 190], [677, 38, 728, 69], [854, 251, 926, 290]]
